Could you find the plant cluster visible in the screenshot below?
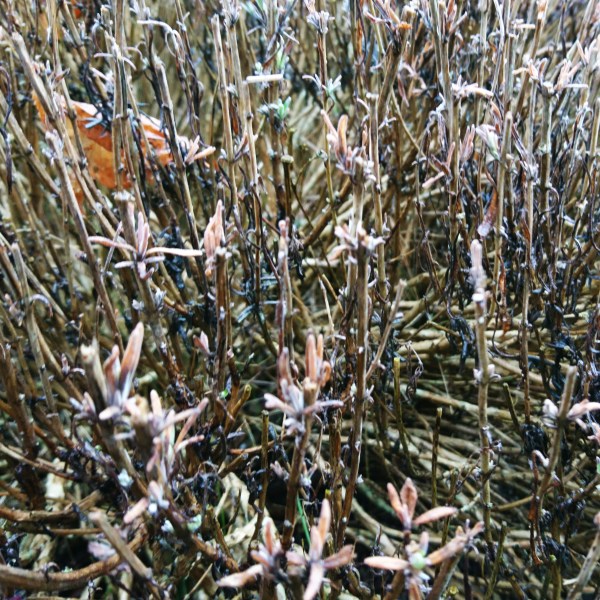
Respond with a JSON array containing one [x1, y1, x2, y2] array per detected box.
[[0, 0, 599, 598]]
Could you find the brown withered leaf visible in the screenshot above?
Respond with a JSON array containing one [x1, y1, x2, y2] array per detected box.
[[355, 17, 364, 61], [33, 92, 204, 194], [261, 519, 275, 556]]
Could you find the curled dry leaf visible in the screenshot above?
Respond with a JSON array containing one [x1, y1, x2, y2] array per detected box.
[[33, 92, 206, 194], [425, 535, 467, 566], [123, 497, 150, 525], [305, 332, 318, 386], [322, 110, 349, 165], [119, 323, 144, 395], [387, 481, 407, 525]]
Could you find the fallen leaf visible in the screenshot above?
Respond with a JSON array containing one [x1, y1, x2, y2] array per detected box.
[[33, 92, 202, 196]]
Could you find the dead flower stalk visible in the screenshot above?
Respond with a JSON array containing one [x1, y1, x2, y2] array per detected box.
[[203, 200, 232, 395]]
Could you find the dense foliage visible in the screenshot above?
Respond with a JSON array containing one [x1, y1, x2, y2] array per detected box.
[[0, 0, 599, 597]]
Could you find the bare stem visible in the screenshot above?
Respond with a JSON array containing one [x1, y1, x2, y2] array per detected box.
[[471, 240, 492, 544], [338, 229, 370, 547]]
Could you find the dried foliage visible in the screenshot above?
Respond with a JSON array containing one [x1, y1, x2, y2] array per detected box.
[[0, 0, 599, 598]]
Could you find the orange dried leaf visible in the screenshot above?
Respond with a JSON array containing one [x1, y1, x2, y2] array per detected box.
[[33, 92, 192, 194], [72, 101, 113, 152]]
